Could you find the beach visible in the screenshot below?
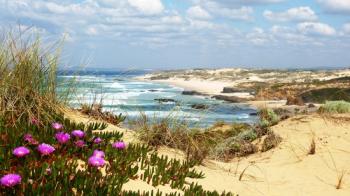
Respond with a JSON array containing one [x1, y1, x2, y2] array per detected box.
[[65, 107, 350, 195]]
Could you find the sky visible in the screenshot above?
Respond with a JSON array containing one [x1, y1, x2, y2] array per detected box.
[[0, 0, 350, 70]]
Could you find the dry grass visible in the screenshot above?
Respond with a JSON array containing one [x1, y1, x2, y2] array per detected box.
[[308, 137, 316, 155], [0, 29, 70, 126]]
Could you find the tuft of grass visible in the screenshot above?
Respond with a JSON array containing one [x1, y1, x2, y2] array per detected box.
[[0, 29, 69, 126], [258, 108, 280, 128], [261, 131, 282, 152], [308, 137, 316, 155], [319, 101, 350, 114]]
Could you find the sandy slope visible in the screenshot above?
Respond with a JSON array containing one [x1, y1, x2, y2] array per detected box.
[[65, 109, 350, 195]]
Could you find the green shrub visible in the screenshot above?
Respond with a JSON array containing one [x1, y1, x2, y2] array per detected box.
[[319, 101, 350, 114], [258, 108, 280, 127]]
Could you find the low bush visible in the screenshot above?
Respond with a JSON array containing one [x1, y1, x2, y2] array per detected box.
[[261, 131, 282, 152], [258, 108, 280, 128]]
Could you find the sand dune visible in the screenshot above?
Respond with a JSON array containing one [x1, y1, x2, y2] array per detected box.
[[65, 108, 350, 195]]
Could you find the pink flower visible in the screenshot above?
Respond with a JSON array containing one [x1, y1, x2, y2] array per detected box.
[[112, 141, 126, 150], [93, 137, 103, 144], [74, 140, 85, 148], [23, 134, 38, 145], [0, 174, 21, 187], [88, 156, 105, 167], [37, 143, 55, 156], [12, 146, 30, 158], [92, 150, 105, 158], [71, 130, 85, 138], [30, 118, 39, 125], [52, 122, 63, 131], [55, 132, 70, 144]]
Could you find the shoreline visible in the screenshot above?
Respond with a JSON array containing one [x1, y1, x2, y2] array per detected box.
[[135, 76, 287, 109]]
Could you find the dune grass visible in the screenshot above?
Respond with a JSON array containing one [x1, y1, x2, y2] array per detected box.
[[133, 108, 282, 163], [319, 101, 350, 114], [0, 30, 66, 126]]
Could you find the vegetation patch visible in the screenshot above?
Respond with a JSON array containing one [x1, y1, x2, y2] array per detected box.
[[299, 88, 350, 103], [134, 109, 282, 162], [319, 101, 350, 114]]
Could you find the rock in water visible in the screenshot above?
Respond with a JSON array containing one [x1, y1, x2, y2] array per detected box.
[[191, 104, 209, 110]]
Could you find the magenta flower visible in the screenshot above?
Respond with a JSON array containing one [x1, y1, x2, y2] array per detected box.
[[93, 137, 103, 144], [52, 122, 63, 131], [12, 146, 30, 158], [37, 143, 55, 156], [88, 156, 105, 167], [30, 118, 39, 125], [0, 174, 21, 187], [55, 132, 70, 144], [112, 141, 126, 150], [93, 150, 105, 158], [74, 140, 85, 148], [23, 134, 38, 145], [71, 130, 85, 138]]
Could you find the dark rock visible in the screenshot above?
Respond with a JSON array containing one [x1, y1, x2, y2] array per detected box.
[[308, 103, 316, 108], [222, 87, 247, 93], [212, 95, 247, 103], [286, 95, 305, 106], [148, 89, 159, 92], [249, 112, 258, 116], [191, 104, 209, 110], [154, 98, 176, 103], [182, 91, 206, 96]]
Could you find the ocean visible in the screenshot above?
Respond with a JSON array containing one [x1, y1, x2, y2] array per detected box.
[[58, 70, 257, 127]]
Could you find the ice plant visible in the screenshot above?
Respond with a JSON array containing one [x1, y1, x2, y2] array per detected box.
[[93, 150, 105, 158], [55, 132, 70, 144], [88, 156, 105, 167], [74, 140, 85, 148], [12, 146, 30, 158], [0, 174, 21, 187], [112, 141, 126, 150], [37, 143, 55, 156], [30, 118, 39, 125], [93, 137, 103, 144], [71, 130, 85, 138], [52, 122, 63, 131], [23, 134, 38, 145]]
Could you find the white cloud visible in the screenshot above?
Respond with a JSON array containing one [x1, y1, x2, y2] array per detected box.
[[187, 6, 211, 20], [246, 28, 273, 45], [297, 22, 336, 36], [318, 0, 350, 14], [342, 23, 350, 34], [210, 0, 284, 6], [264, 7, 317, 22], [127, 0, 164, 15], [204, 1, 254, 21]]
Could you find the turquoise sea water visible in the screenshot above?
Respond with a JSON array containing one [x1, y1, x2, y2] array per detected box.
[[58, 71, 257, 127]]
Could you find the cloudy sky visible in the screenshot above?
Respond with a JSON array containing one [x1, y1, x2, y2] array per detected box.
[[1, 0, 350, 69]]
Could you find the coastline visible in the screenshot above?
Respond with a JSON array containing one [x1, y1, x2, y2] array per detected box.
[[135, 75, 285, 109]]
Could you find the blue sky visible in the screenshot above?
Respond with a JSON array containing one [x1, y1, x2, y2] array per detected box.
[[0, 0, 350, 69]]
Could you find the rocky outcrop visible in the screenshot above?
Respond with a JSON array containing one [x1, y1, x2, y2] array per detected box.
[[182, 91, 206, 96], [212, 95, 248, 103], [154, 98, 176, 103], [222, 87, 247, 93], [191, 104, 209, 110], [286, 95, 305, 106]]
